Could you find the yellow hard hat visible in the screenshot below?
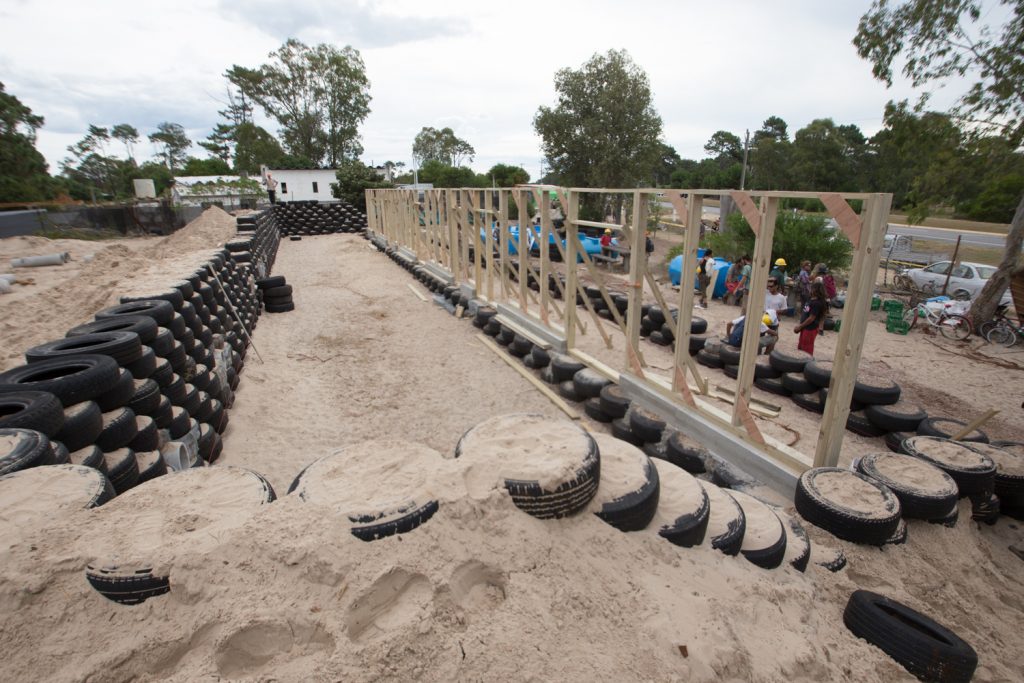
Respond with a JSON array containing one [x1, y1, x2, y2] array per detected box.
[[604, 228, 612, 234], [775, 258, 787, 266], [762, 314, 773, 326]]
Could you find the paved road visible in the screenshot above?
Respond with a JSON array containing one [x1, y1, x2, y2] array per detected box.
[[886, 223, 1009, 249]]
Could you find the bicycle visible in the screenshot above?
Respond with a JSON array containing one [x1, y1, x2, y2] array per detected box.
[[902, 301, 973, 340], [984, 314, 1023, 348]]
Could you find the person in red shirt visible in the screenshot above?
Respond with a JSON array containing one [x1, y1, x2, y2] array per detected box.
[[794, 280, 827, 355]]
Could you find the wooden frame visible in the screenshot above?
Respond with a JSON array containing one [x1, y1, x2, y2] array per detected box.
[[365, 185, 892, 477]]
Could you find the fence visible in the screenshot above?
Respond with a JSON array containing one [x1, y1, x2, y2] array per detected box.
[[366, 186, 892, 492]]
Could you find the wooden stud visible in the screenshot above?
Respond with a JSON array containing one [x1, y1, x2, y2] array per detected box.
[[731, 196, 779, 436], [814, 193, 892, 467], [820, 193, 863, 249], [565, 190, 579, 349], [950, 409, 999, 440], [671, 192, 704, 396], [730, 191, 762, 237]]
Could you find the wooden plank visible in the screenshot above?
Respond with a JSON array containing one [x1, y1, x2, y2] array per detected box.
[[814, 193, 893, 467], [950, 409, 999, 440], [672, 193, 703, 395], [730, 191, 762, 237], [539, 191, 551, 327], [565, 190, 580, 349], [575, 219, 625, 231], [568, 348, 622, 383], [663, 191, 688, 227], [821, 193, 862, 249], [625, 190, 648, 379], [477, 334, 580, 420], [731, 196, 779, 435], [407, 283, 428, 302]]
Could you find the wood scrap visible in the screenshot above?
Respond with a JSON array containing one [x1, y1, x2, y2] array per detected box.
[[476, 334, 580, 420]]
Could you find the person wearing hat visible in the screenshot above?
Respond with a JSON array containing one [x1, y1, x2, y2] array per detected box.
[[726, 312, 778, 354], [770, 257, 788, 287], [600, 228, 614, 262]]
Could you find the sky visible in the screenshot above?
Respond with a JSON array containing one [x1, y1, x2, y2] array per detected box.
[[0, 0, 969, 181]]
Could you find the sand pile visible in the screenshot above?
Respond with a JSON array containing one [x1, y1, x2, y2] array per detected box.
[[0, 207, 238, 371]]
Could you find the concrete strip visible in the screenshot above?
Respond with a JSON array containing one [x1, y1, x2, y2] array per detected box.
[[619, 373, 800, 498], [496, 304, 568, 353]]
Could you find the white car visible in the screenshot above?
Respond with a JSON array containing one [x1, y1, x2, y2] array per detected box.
[[905, 260, 1012, 305]]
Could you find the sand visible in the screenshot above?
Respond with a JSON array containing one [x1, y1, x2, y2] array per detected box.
[[0, 220, 1022, 681], [905, 437, 994, 469], [811, 471, 895, 518], [870, 453, 959, 492]]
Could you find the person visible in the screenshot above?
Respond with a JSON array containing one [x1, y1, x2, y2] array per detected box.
[[600, 228, 618, 262], [797, 260, 813, 309], [795, 280, 827, 355], [697, 249, 714, 308], [817, 264, 837, 300], [264, 172, 278, 205], [770, 258, 788, 289], [765, 276, 788, 318], [645, 231, 655, 257], [727, 312, 778, 353], [736, 255, 752, 306]]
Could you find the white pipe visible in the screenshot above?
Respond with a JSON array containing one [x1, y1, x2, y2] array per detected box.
[[0, 274, 15, 284], [10, 252, 70, 268]]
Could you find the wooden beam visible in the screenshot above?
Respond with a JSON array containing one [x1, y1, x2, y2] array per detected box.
[[539, 190, 551, 327], [672, 193, 704, 396], [814, 193, 893, 467], [407, 283, 428, 302], [731, 197, 779, 435], [730, 191, 762, 237], [821, 193, 863, 249], [565, 190, 580, 349], [950, 409, 999, 441], [625, 190, 648, 379], [476, 334, 580, 420]]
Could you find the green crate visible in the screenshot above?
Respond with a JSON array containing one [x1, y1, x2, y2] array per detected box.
[[882, 300, 904, 314], [834, 319, 842, 332], [886, 319, 910, 335], [887, 309, 905, 322], [870, 295, 882, 311]]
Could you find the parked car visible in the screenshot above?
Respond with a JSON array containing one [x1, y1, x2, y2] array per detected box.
[[904, 260, 1012, 305]]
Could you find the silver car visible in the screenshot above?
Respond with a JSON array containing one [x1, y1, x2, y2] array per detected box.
[[904, 260, 1012, 305]]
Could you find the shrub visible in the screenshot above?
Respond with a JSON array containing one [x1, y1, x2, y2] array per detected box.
[[706, 211, 852, 271]]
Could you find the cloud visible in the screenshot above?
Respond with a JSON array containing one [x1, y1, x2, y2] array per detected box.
[[216, 0, 467, 49]]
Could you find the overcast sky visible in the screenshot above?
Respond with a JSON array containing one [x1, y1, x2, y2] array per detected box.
[[1, 0, 966, 180]]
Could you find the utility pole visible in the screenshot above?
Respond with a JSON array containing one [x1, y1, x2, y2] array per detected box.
[[739, 129, 750, 190]]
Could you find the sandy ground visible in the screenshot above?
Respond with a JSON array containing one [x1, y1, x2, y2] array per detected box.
[[0, 219, 1023, 681]]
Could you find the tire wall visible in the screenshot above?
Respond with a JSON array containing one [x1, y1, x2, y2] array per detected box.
[[271, 200, 367, 237]]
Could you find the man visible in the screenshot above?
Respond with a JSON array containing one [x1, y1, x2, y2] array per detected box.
[[264, 172, 278, 205], [696, 249, 714, 309], [736, 255, 752, 306], [770, 258, 787, 288], [765, 276, 788, 318], [797, 260, 813, 309], [794, 280, 827, 355], [726, 312, 778, 353]]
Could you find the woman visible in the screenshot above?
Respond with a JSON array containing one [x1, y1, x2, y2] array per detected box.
[[794, 280, 827, 355]]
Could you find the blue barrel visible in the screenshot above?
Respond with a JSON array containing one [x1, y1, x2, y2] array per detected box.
[[670, 254, 732, 300]]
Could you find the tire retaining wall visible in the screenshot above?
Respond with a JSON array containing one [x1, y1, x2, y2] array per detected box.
[[271, 200, 367, 237]]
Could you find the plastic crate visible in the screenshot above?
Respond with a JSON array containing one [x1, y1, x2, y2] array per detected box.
[[882, 300, 904, 315], [834, 319, 842, 332], [870, 296, 882, 310], [886, 319, 910, 335]]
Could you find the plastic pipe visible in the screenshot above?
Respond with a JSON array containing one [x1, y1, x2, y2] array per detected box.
[[9, 252, 69, 268]]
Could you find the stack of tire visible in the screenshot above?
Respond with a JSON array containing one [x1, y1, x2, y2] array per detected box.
[[272, 200, 367, 236], [234, 211, 280, 281], [639, 305, 709, 353], [257, 276, 294, 313]]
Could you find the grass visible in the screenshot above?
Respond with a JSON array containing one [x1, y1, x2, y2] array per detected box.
[[910, 238, 1005, 266], [888, 213, 1010, 234]]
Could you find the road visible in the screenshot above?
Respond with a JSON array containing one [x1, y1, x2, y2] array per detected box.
[[660, 202, 1012, 250]]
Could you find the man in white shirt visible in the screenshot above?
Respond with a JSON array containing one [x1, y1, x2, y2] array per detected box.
[[764, 276, 788, 319]]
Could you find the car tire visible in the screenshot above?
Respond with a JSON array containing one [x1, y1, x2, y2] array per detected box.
[[0, 391, 64, 436], [0, 355, 120, 407], [794, 468, 901, 545], [856, 452, 959, 520]]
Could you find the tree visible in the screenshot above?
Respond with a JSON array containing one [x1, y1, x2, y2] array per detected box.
[[199, 123, 236, 164], [232, 122, 287, 174], [332, 159, 391, 211], [0, 82, 52, 202], [411, 127, 475, 167], [111, 124, 139, 163], [790, 119, 865, 192], [227, 38, 371, 166], [182, 157, 232, 176], [652, 143, 682, 186], [486, 163, 529, 187], [148, 122, 191, 171], [534, 49, 663, 191], [417, 159, 483, 188], [704, 130, 743, 164], [854, 0, 1024, 325], [706, 211, 853, 273]]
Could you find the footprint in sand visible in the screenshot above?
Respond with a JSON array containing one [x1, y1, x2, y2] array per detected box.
[[215, 620, 334, 678], [449, 560, 507, 612], [345, 568, 433, 642]]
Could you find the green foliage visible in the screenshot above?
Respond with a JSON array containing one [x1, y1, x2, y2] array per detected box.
[[704, 130, 743, 162], [412, 127, 475, 167], [854, 0, 1024, 147], [790, 119, 867, 192], [706, 211, 852, 272], [182, 157, 232, 176], [0, 82, 55, 202], [232, 122, 286, 174], [417, 160, 483, 188], [486, 163, 529, 187], [148, 122, 191, 171], [652, 143, 681, 186], [110, 124, 139, 161], [227, 39, 371, 166], [332, 159, 391, 212], [534, 49, 663, 188], [961, 173, 1024, 222]]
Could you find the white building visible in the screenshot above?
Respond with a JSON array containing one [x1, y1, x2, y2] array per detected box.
[[171, 176, 261, 208], [261, 168, 338, 202]]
